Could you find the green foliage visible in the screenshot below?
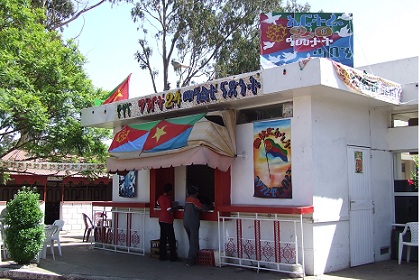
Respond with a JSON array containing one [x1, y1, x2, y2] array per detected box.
[[0, 0, 111, 170], [31, 0, 76, 30], [5, 187, 45, 264]]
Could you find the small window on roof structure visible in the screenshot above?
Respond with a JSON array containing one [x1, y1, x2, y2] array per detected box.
[[391, 111, 418, 127], [237, 102, 293, 124]]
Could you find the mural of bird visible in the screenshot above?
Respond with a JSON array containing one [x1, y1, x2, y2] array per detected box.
[[260, 57, 276, 69], [263, 41, 275, 50], [268, 54, 281, 64], [281, 51, 297, 63], [262, 12, 281, 24], [338, 13, 353, 21], [336, 25, 353, 37]]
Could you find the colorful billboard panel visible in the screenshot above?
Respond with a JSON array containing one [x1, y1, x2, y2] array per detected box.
[[260, 12, 354, 68]]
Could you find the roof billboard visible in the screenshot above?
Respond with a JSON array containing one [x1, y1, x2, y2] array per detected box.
[[260, 12, 354, 68]]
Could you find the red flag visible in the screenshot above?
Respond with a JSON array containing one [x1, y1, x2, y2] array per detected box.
[[102, 74, 131, 105], [142, 114, 205, 152], [108, 124, 150, 152]]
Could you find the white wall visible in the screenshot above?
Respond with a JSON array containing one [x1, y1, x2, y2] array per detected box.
[[231, 123, 259, 205], [369, 104, 395, 262], [311, 96, 371, 221], [357, 57, 418, 84], [388, 126, 418, 151], [307, 92, 400, 274], [292, 95, 315, 206], [309, 96, 370, 274], [61, 202, 93, 231], [308, 98, 355, 273]]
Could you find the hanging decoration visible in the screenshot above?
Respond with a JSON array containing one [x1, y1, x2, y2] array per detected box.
[[0, 160, 106, 173], [119, 170, 137, 198], [253, 119, 292, 199], [332, 61, 402, 104]]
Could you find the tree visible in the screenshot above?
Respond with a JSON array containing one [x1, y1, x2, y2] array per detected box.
[[0, 0, 111, 175], [31, 0, 109, 31], [130, 0, 310, 93]]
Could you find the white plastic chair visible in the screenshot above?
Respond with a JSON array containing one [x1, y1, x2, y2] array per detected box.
[[52, 220, 65, 256], [39, 225, 59, 262], [0, 218, 8, 261], [398, 222, 418, 264]]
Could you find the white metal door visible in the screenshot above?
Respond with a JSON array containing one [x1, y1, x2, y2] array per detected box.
[[347, 146, 374, 266]]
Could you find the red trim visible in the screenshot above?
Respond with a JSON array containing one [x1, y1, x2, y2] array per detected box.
[[127, 213, 131, 246], [255, 220, 261, 260], [92, 201, 150, 208], [237, 219, 243, 258], [218, 205, 314, 215], [274, 221, 280, 262], [8, 174, 47, 185], [113, 212, 118, 246], [149, 168, 174, 218], [214, 168, 231, 215], [149, 169, 157, 217]]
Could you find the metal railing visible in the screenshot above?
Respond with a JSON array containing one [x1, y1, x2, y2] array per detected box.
[[92, 206, 147, 255], [218, 212, 305, 277]]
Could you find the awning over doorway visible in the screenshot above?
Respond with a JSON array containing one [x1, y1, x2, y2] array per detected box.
[[107, 110, 236, 173]]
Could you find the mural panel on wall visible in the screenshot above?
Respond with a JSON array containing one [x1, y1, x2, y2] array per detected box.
[[119, 170, 137, 198], [253, 119, 292, 198]]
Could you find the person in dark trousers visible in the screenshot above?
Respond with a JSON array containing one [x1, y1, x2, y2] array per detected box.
[[183, 185, 204, 266], [157, 183, 178, 261]]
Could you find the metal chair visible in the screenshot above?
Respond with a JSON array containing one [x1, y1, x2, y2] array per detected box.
[[82, 213, 95, 242], [51, 219, 65, 256], [398, 222, 418, 264]]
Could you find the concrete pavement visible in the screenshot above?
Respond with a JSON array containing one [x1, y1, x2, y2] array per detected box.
[[0, 230, 417, 280]]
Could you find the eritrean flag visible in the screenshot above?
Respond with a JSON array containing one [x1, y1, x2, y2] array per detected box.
[[264, 138, 288, 162], [108, 121, 159, 153], [108, 114, 206, 154], [95, 74, 131, 106]]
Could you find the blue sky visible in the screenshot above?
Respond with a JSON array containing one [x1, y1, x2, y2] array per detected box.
[[62, 0, 419, 98]]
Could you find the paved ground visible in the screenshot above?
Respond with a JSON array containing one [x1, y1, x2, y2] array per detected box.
[[0, 230, 417, 280]]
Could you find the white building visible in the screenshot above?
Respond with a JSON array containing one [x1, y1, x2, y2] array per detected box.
[[81, 57, 418, 276]]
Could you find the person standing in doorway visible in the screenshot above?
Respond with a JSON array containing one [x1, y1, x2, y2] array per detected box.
[[183, 185, 204, 266], [157, 183, 178, 261]]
